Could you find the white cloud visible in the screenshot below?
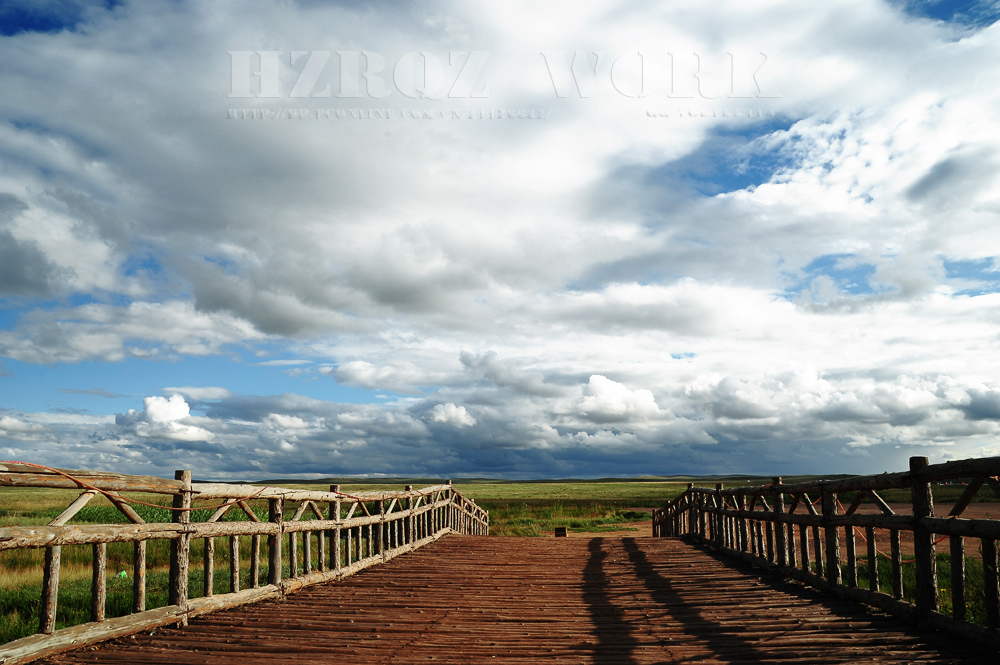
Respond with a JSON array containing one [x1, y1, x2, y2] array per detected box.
[[0, 1, 999, 478], [426, 403, 477, 427]]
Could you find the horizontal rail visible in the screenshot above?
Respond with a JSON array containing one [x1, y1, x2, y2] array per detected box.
[[0, 467, 489, 664], [652, 455, 1000, 650]]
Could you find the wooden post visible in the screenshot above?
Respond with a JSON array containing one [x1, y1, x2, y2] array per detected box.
[[169, 470, 192, 612], [844, 526, 857, 588], [909, 456, 938, 614], [91, 542, 107, 622], [406, 486, 415, 546], [950, 535, 964, 622], [812, 523, 824, 578], [332, 486, 341, 572], [229, 535, 240, 594], [866, 527, 878, 593], [133, 540, 146, 612], [288, 522, 298, 578], [250, 535, 260, 588], [799, 523, 811, 574], [890, 529, 903, 599], [304, 530, 313, 574], [714, 484, 723, 548], [738, 494, 749, 553], [318, 518, 326, 573], [773, 478, 786, 567], [203, 537, 214, 597], [268, 497, 283, 586], [40, 545, 61, 634], [984, 538, 999, 628], [822, 487, 841, 585]]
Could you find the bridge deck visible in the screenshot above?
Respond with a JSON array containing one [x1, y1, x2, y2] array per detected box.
[[43, 536, 992, 664]]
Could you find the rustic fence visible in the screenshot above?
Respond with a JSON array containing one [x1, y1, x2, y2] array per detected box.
[[652, 455, 1000, 648], [0, 464, 488, 664]]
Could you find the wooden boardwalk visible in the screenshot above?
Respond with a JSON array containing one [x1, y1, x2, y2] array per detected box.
[[42, 536, 994, 664]]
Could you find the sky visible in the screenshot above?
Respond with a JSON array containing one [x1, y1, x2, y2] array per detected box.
[[1, 0, 999, 481]]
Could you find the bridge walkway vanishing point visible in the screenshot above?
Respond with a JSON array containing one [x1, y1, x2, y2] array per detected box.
[[40, 536, 994, 664]]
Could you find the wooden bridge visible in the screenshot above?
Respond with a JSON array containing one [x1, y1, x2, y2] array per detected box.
[[1, 458, 999, 663]]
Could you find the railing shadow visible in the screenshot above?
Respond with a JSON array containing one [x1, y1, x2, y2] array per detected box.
[[620, 537, 768, 663], [582, 538, 639, 665]]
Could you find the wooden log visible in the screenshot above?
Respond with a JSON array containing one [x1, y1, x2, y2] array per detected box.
[[984, 537, 999, 629], [40, 546, 60, 634], [844, 525, 857, 588], [0, 467, 183, 494], [773, 478, 786, 567], [288, 526, 298, 578], [333, 488, 342, 572], [50, 490, 97, 526], [867, 489, 895, 515], [267, 498, 283, 586], [133, 540, 146, 612], [890, 529, 903, 599], [203, 537, 214, 597], [304, 530, 312, 574], [920, 516, 1000, 540], [811, 523, 824, 579], [188, 481, 453, 503], [250, 534, 260, 589], [91, 542, 106, 622], [866, 526, 878, 593], [229, 534, 240, 594], [950, 535, 965, 622], [168, 470, 192, 612], [317, 515, 326, 573], [910, 456, 938, 614], [822, 488, 841, 585]]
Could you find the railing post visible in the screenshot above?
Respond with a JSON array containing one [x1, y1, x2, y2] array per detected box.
[[40, 545, 61, 634], [268, 497, 283, 586], [715, 484, 724, 548], [909, 456, 938, 615], [330, 485, 341, 572], [406, 485, 415, 546], [169, 470, 192, 617], [133, 540, 147, 612], [738, 492, 749, 553], [822, 486, 841, 586], [773, 477, 786, 567]]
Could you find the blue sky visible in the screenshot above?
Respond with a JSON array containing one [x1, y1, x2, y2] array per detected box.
[[1, 0, 1000, 480]]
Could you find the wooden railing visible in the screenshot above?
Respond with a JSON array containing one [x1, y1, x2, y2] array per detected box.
[[652, 455, 1000, 649], [0, 464, 488, 664]]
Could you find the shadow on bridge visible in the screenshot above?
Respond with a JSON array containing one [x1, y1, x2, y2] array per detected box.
[[583, 536, 768, 664]]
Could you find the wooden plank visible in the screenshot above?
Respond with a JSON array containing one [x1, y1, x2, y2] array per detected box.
[[91, 542, 107, 622]]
